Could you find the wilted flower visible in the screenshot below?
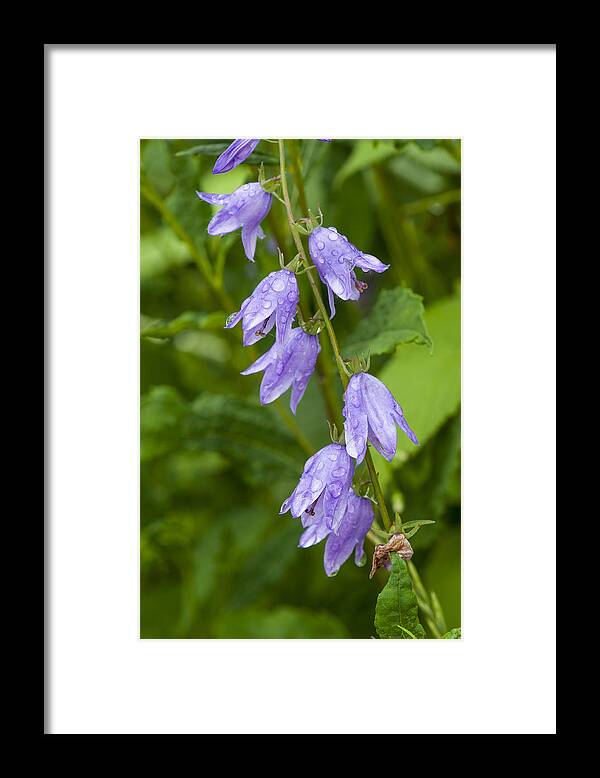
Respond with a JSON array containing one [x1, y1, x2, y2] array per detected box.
[[196, 182, 272, 261], [343, 372, 418, 464], [297, 488, 374, 577], [280, 443, 354, 533], [308, 226, 389, 317], [212, 139, 260, 174], [241, 328, 320, 414], [225, 269, 298, 346]]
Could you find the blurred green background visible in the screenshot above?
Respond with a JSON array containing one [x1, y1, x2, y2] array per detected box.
[[140, 138, 461, 638]]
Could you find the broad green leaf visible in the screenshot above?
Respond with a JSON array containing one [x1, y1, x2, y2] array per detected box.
[[374, 554, 425, 639], [442, 627, 461, 639], [214, 606, 350, 639], [140, 227, 189, 282], [414, 139, 437, 151], [377, 289, 460, 459], [141, 311, 225, 339], [141, 387, 306, 484], [334, 140, 405, 187], [343, 287, 432, 358]]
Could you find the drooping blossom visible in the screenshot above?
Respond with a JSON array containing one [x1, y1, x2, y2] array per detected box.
[[308, 226, 389, 317], [196, 182, 272, 261], [212, 139, 260, 174], [343, 372, 418, 465], [280, 443, 354, 533], [241, 328, 320, 414], [225, 269, 298, 346], [297, 488, 374, 577]]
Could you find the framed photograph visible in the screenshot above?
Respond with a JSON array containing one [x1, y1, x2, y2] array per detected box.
[[46, 44, 556, 735]]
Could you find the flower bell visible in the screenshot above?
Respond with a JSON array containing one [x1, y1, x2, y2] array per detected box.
[[308, 226, 389, 317], [196, 182, 272, 261]]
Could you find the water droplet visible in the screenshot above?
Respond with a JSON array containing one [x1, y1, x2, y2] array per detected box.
[[317, 241, 325, 250], [287, 291, 296, 302], [331, 249, 338, 256], [332, 467, 345, 478], [312, 478, 323, 491], [352, 418, 360, 429], [328, 482, 342, 498], [316, 461, 324, 471], [261, 284, 269, 292], [249, 189, 256, 197], [328, 231, 338, 241], [327, 452, 338, 461], [347, 502, 355, 513], [318, 257, 324, 263], [351, 395, 360, 407], [272, 278, 285, 292], [278, 297, 284, 304], [226, 313, 237, 326], [263, 300, 272, 309], [243, 184, 250, 190]]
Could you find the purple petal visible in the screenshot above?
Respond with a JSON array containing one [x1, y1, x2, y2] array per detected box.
[[212, 139, 260, 174], [391, 405, 419, 446], [289, 334, 320, 414], [241, 224, 260, 262], [343, 374, 368, 464], [240, 345, 275, 376], [361, 374, 398, 461], [323, 489, 374, 576], [354, 252, 390, 273], [207, 208, 241, 236], [196, 191, 232, 206]]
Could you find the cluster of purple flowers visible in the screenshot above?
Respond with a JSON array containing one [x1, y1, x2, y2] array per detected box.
[[197, 139, 419, 577]]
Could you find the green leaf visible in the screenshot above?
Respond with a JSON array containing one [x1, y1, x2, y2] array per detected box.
[[141, 386, 306, 485], [376, 289, 460, 459], [141, 311, 225, 340], [343, 287, 432, 358], [374, 555, 425, 639], [414, 139, 437, 151], [334, 140, 405, 187], [442, 627, 461, 639]]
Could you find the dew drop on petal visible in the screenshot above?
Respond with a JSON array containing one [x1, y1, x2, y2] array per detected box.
[[328, 482, 342, 498], [287, 291, 296, 301], [328, 230, 338, 241], [332, 467, 346, 478], [351, 395, 360, 408], [278, 297, 284, 304], [263, 300, 272, 309], [249, 189, 256, 197], [226, 313, 237, 326], [317, 241, 325, 250], [261, 284, 269, 292], [272, 278, 285, 292], [352, 418, 360, 429], [316, 461, 324, 471], [312, 478, 323, 491], [327, 452, 338, 461], [347, 502, 355, 513]]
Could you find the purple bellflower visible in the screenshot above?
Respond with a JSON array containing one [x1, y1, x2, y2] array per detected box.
[[343, 372, 419, 465], [225, 269, 299, 346], [280, 443, 355, 534], [308, 226, 389, 317], [241, 327, 320, 414], [212, 139, 260, 174], [196, 182, 272, 262], [298, 488, 374, 577]]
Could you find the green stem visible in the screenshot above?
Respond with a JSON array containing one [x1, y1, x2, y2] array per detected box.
[[277, 139, 393, 532]]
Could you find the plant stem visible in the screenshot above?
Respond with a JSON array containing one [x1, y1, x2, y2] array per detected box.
[[277, 139, 392, 532]]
